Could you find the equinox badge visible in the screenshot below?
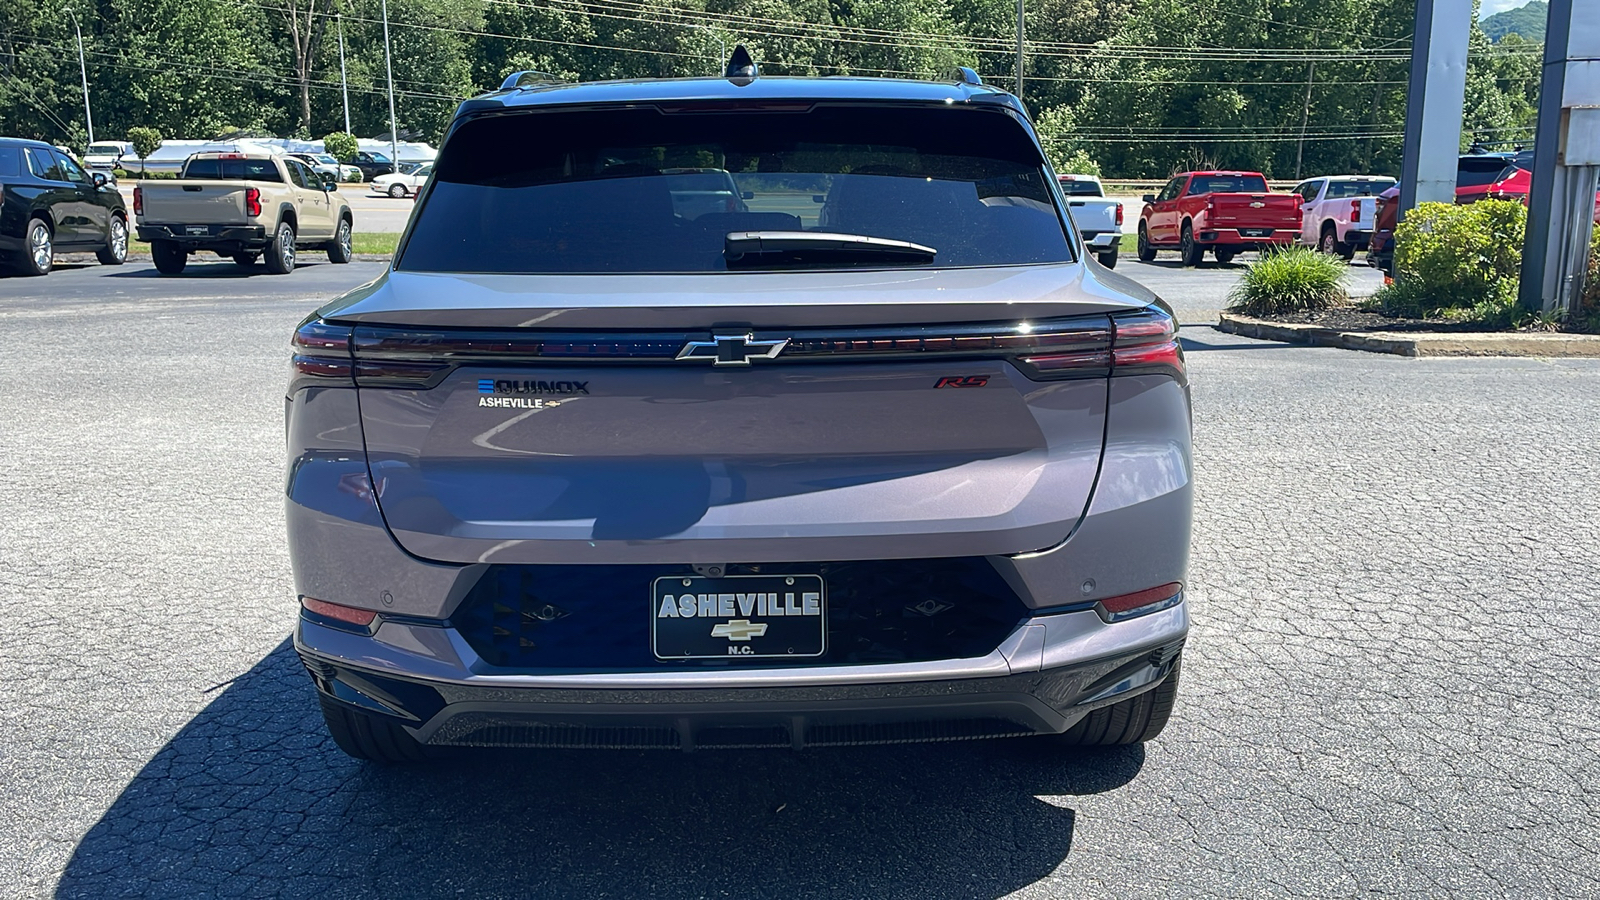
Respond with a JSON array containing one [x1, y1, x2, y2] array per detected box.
[[677, 334, 789, 366]]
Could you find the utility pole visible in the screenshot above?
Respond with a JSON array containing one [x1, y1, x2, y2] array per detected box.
[[381, 0, 399, 172], [1294, 61, 1315, 180], [337, 13, 351, 135], [1398, 0, 1471, 214], [689, 24, 725, 74], [1014, 0, 1024, 100], [64, 8, 92, 145]]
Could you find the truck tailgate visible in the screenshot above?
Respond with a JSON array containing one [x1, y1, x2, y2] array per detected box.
[[1208, 193, 1301, 228], [137, 180, 250, 225], [1065, 199, 1119, 232]]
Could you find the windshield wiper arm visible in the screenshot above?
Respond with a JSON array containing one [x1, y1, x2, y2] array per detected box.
[[724, 231, 937, 267]]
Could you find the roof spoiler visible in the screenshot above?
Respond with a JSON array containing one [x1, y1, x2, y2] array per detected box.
[[499, 70, 564, 91]]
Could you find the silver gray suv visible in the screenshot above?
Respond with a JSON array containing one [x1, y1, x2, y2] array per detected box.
[[287, 57, 1192, 762]]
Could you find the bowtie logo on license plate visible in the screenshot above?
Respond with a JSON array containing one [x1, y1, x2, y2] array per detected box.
[[709, 619, 768, 641]]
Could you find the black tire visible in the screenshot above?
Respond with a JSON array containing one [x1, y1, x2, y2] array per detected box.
[[1318, 224, 1352, 259], [328, 216, 353, 264], [232, 252, 259, 267], [151, 239, 186, 275], [1096, 249, 1118, 269], [17, 218, 53, 276], [1213, 247, 1236, 264], [1179, 222, 1204, 267], [1056, 657, 1182, 746], [317, 694, 433, 763], [388, 183, 407, 199], [264, 220, 297, 274], [1136, 224, 1156, 261], [97, 215, 128, 266]]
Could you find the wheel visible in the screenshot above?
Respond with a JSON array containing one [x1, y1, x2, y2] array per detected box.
[[232, 252, 259, 267], [96, 215, 128, 266], [1096, 249, 1118, 269], [1055, 656, 1182, 746], [1318, 224, 1351, 259], [388, 183, 407, 199], [1136, 224, 1156, 261], [317, 693, 433, 763], [327, 216, 353, 264], [16, 218, 53, 276], [151, 239, 186, 275], [1179, 222, 1204, 267], [1213, 247, 1236, 264], [264, 220, 297, 274]]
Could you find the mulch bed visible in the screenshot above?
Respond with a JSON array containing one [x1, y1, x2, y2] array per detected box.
[[1253, 306, 1502, 334]]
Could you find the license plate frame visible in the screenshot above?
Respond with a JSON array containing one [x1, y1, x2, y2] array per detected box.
[[651, 574, 827, 660], [1239, 227, 1272, 238]]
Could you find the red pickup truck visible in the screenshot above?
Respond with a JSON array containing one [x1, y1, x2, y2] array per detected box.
[[1137, 171, 1303, 266]]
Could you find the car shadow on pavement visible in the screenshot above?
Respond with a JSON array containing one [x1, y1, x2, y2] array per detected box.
[[56, 639, 1143, 899], [104, 262, 323, 278]]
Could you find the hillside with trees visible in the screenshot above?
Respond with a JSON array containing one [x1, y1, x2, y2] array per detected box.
[[1481, 2, 1546, 43], [0, 0, 1544, 178]]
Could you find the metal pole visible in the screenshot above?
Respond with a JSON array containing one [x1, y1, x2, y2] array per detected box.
[[381, 0, 399, 172], [66, 9, 92, 145], [1295, 61, 1314, 180], [1014, 0, 1024, 100], [1397, 0, 1472, 217], [337, 14, 351, 135]]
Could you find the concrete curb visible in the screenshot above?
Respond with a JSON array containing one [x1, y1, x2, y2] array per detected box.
[[1216, 313, 1600, 358]]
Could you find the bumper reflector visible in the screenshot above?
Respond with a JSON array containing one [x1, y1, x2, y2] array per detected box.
[[301, 596, 378, 627], [1097, 583, 1183, 622]]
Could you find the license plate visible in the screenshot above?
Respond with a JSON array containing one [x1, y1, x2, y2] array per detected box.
[[185, 226, 208, 235], [1239, 228, 1272, 238], [652, 574, 826, 660]]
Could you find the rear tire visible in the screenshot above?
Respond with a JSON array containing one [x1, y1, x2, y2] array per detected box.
[[388, 183, 407, 199], [151, 239, 186, 275], [1055, 657, 1182, 746], [1096, 249, 1118, 269], [1179, 223, 1204, 267], [264, 220, 296, 274], [1213, 247, 1236, 264], [317, 694, 434, 763], [327, 217, 353, 264], [1136, 225, 1156, 261], [16, 218, 53, 276], [97, 215, 128, 266], [232, 252, 258, 268]]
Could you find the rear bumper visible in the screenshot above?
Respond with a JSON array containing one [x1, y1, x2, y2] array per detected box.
[[1080, 231, 1120, 251], [295, 599, 1188, 749], [1197, 228, 1297, 245], [137, 224, 268, 248]]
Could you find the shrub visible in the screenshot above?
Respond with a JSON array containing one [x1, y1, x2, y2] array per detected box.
[[1373, 199, 1525, 314], [323, 131, 359, 164], [1226, 246, 1348, 315]]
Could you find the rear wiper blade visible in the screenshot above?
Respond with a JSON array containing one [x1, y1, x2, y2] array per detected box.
[[723, 231, 937, 268]]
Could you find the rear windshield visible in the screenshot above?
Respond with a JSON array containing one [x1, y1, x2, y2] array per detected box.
[[0, 146, 19, 177], [1186, 174, 1269, 195], [1325, 178, 1395, 199], [181, 158, 283, 181], [399, 105, 1072, 274], [1457, 157, 1515, 188], [1056, 179, 1103, 197]]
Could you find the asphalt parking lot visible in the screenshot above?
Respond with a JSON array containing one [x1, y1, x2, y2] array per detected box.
[[1, 257, 1596, 898]]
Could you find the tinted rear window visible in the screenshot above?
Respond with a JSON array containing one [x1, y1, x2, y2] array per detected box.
[[181, 158, 283, 181], [1457, 158, 1514, 188], [0, 147, 19, 177], [1325, 178, 1394, 199], [399, 105, 1072, 273], [1056, 179, 1103, 197], [1186, 174, 1269, 195]]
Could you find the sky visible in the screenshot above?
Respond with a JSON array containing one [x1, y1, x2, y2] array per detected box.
[[1478, 0, 1537, 17]]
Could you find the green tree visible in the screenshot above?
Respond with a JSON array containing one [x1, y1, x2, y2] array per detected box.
[[323, 130, 359, 162], [126, 125, 162, 175]]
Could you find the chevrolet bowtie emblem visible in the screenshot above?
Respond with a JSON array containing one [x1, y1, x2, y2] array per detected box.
[[1249, 201, 1265, 208], [677, 334, 789, 366], [710, 619, 769, 641]]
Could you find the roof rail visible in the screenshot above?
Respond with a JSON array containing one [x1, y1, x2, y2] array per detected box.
[[952, 67, 983, 86], [499, 70, 563, 91], [724, 45, 759, 84]]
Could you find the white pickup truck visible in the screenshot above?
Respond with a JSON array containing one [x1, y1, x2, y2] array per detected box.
[[134, 151, 354, 275], [1292, 175, 1396, 259], [1056, 174, 1122, 268]]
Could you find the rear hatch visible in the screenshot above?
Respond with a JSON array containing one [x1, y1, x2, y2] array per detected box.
[[309, 100, 1171, 565]]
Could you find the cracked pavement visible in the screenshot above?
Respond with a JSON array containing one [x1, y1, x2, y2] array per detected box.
[[0, 257, 1595, 898]]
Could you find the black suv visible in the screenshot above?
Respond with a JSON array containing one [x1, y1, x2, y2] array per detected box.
[[0, 137, 129, 276], [351, 150, 397, 180]]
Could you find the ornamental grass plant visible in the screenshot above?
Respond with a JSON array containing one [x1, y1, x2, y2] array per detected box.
[[1226, 246, 1349, 316]]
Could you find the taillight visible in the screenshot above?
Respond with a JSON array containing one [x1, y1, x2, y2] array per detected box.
[[301, 596, 378, 630], [289, 315, 354, 392], [132, 185, 142, 215], [1096, 583, 1183, 622], [1350, 199, 1361, 223], [1114, 202, 1124, 226], [245, 186, 262, 217], [1021, 306, 1184, 383]]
